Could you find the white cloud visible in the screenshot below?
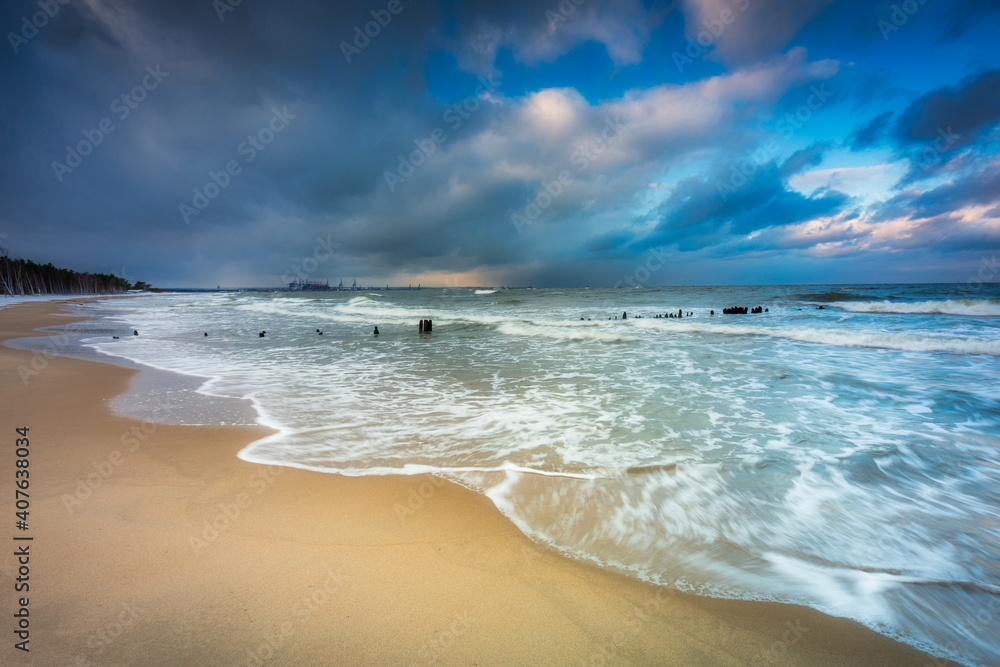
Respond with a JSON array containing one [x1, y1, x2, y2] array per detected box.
[[353, 48, 843, 271], [788, 163, 905, 203], [449, 0, 658, 74], [680, 0, 834, 66]]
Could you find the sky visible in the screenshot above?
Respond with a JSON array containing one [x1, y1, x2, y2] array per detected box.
[[1, 0, 999, 288]]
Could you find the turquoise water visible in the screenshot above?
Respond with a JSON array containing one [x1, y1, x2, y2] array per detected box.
[[78, 284, 1000, 665]]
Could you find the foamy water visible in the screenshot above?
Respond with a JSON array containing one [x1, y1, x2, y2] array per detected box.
[[69, 283, 1000, 665]]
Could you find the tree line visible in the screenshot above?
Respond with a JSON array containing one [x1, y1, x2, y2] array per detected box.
[[0, 251, 152, 295]]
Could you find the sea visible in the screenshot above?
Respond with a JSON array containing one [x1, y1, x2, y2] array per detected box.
[[21, 283, 1000, 665]]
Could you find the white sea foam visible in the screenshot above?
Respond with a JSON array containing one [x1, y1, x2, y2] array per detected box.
[[631, 318, 1000, 355], [830, 299, 1000, 317], [495, 320, 639, 342]]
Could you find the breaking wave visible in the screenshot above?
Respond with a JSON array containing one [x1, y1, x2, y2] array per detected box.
[[632, 319, 1000, 356], [793, 291, 883, 302], [829, 299, 1000, 317]]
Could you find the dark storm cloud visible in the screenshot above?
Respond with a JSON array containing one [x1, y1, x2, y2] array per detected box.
[[845, 69, 1000, 187], [881, 69, 1000, 187], [440, 0, 658, 72], [2, 0, 683, 287], [584, 230, 633, 253], [1, 0, 998, 287], [679, 0, 834, 67], [779, 143, 827, 176], [640, 159, 848, 252], [43, 2, 122, 51], [875, 158, 1000, 222], [0, 0, 458, 284], [937, 0, 1000, 40], [847, 111, 893, 151], [894, 68, 1000, 149]]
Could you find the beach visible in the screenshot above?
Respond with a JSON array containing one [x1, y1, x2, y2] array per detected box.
[[0, 299, 937, 666]]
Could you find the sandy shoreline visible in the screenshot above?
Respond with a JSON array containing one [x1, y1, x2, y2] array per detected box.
[[0, 300, 934, 666]]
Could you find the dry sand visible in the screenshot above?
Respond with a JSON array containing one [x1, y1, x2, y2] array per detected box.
[[0, 300, 933, 665]]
